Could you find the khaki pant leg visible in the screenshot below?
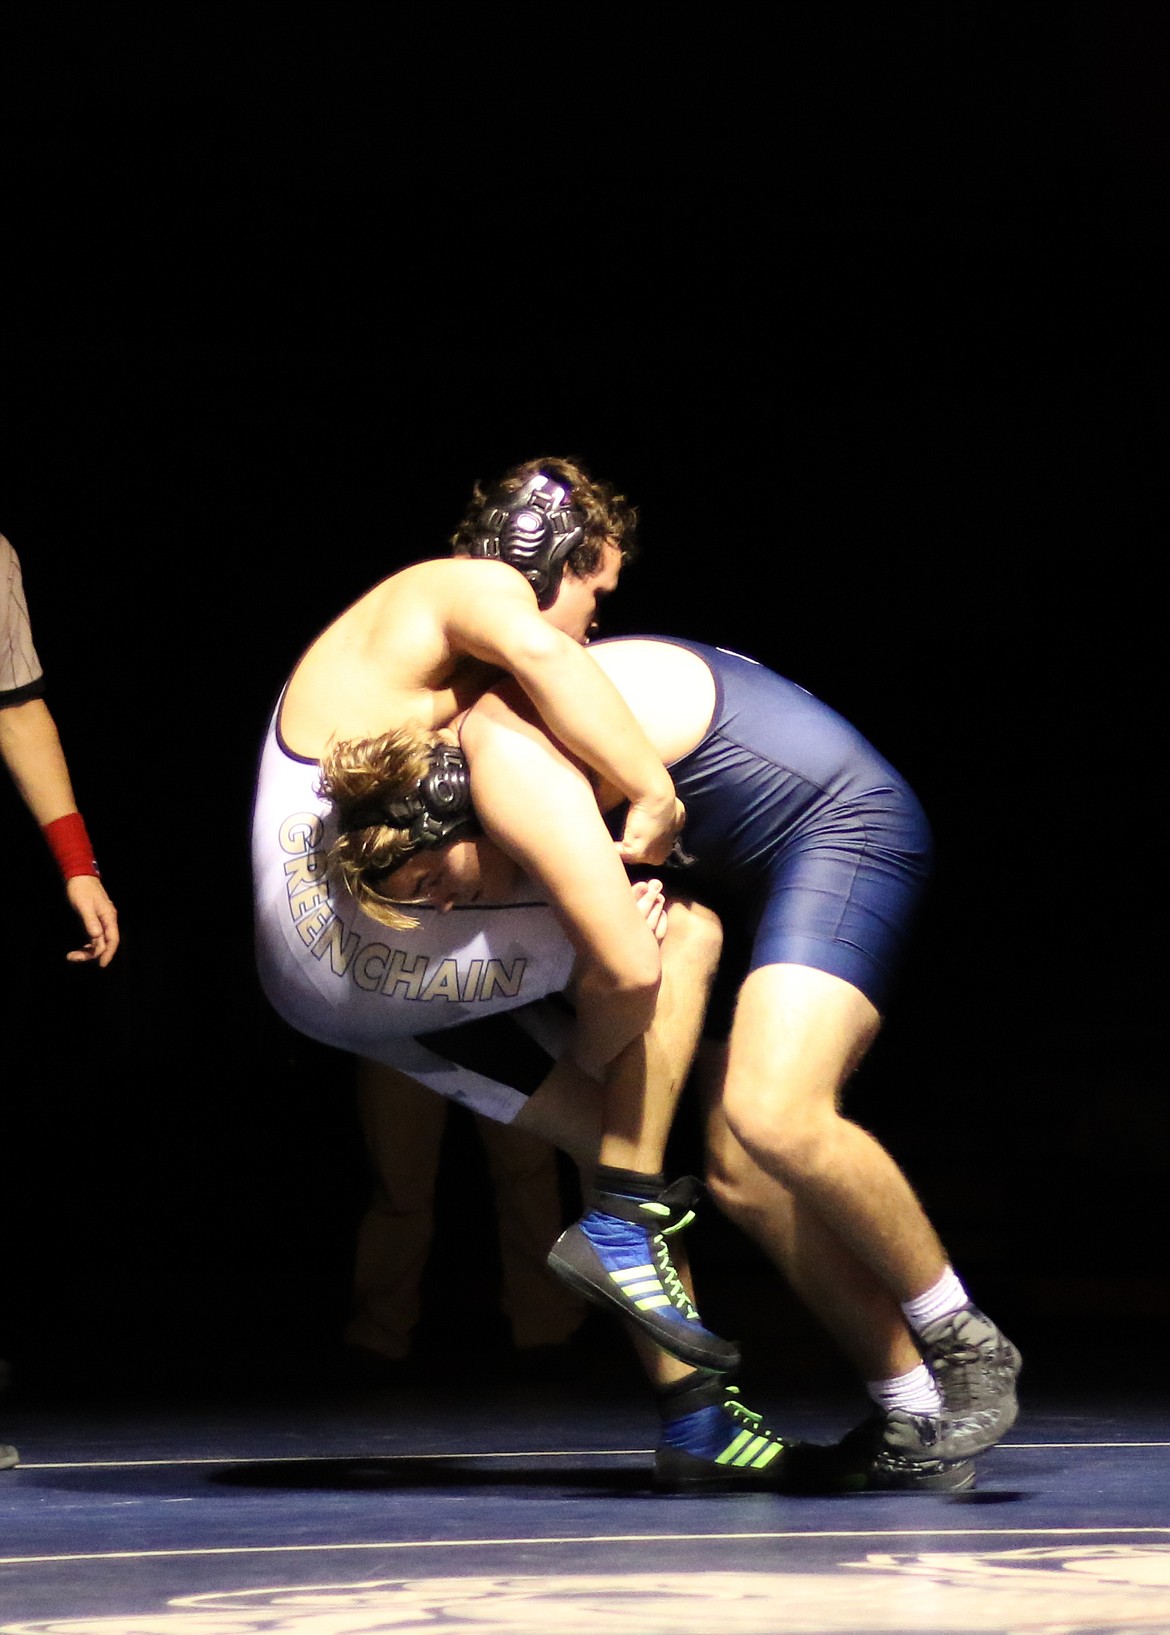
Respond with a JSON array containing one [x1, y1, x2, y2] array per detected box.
[[475, 1113, 586, 1351], [345, 1062, 449, 1360]]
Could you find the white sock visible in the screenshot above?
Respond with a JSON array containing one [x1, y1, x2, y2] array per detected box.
[[901, 1266, 969, 1334], [867, 1363, 942, 1417]]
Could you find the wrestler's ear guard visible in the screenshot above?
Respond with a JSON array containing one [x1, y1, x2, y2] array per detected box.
[[466, 473, 586, 609], [347, 744, 479, 853]]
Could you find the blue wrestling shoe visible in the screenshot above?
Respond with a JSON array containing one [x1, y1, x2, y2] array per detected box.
[[654, 1371, 799, 1491], [547, 1173, 739, 1373]]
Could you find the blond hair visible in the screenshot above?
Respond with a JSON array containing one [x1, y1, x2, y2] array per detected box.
[[317, 727, 435, 930]]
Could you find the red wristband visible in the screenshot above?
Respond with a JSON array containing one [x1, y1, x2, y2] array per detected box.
[[42, 812, 99, 881]]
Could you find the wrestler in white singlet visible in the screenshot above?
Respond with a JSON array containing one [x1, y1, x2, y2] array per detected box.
[[252, 699, 575, 1121]]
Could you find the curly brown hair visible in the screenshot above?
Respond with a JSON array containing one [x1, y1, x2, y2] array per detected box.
[[317, 728, 435, 931], [450, 455, 639, 579]]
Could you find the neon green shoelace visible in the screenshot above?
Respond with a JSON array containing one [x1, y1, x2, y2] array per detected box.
[[651, 1234, 701, 1321], [724, 1386, 784, 1446]]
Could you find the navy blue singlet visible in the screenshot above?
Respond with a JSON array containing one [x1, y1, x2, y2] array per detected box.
[[602, 638, 933, 1021]]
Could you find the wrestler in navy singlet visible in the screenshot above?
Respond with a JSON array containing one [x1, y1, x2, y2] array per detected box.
[[600, 638, 933, 1019]]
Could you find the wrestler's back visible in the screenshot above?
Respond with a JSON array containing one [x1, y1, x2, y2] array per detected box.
[[590, 637, 926, 884], [280, 559, 504, 758]]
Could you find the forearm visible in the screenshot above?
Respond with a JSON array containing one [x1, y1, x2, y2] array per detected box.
[[1, 697, 116, 957], [448, 577, 671, 806], [0, 699, 80, 824], [595, 898, 721, 1173], [570, 966, 661, 1080], [510, 640, 675, 811]]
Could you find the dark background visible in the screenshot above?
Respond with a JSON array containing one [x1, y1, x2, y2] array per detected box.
[[1, 8, 1165, 1401]]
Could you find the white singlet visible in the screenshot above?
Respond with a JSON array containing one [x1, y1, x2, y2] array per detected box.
[[251, 699, 576, 1121]]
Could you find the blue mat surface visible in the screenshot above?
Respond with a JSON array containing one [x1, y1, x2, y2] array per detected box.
[[2, 1386, 1168, 1633]]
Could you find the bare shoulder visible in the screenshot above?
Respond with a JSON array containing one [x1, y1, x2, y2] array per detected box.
[[366, 558, 535, 651], [587, 640, 715, 763], [402, 555, 534, 613], [395, 556, 528, 593], [280, 559, 510, 756]]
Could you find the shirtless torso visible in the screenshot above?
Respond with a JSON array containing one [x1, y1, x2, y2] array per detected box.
[[281, 560, 521, 756]]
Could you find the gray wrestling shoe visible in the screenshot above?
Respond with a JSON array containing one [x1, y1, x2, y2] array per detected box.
[[1, 1443, 17, 1470], [919, 1303, 1022, 1459], [828, 1410, 977, 1493]]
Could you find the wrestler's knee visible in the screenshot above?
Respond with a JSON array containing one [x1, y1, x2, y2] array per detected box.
[[704, 1137, 781, 1234], [662, 896, 723, 986], [720, 1076, 842, 1189]]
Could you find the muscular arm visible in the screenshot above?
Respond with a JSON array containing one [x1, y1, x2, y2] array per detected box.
[[0, 698, 120, 965], [460, 684, 663, 1075], [440, 568, 682, 864]]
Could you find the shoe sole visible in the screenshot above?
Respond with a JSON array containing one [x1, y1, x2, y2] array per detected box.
[[863, 1461, 977, 1494], [653, 1447, 794, 1493], [652, 1455, 977, 1495]]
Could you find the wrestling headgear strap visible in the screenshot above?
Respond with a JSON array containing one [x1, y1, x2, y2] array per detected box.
[[346, 744, 479, 854], [468, 473, 586, 609]]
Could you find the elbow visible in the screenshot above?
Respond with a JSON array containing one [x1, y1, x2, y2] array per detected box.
[[619, 954, 662, 1004], [579, 945, 662, 1005], [507, 622, 573, 677]]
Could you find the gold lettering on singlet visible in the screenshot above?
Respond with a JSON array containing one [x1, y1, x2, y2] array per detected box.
[[380, 948, 428, 1000], [279, 813, 324, 855], [352, 944, 390, 993], [420, 958, 461, 1003], [460, 959, 484, 1002], [481, 958, 524, 1000], [308, 914, 359, 973], [283, 854, 324, 893]]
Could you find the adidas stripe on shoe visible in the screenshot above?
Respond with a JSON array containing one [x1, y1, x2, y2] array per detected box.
[[547, 1176, 739, 1373]]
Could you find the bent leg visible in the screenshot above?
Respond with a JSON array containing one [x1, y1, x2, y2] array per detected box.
[[597, 894, 722, 1172], [546, 896, 738, 1372], [717, 967, 1020, 1460], [721, 963, 948, 1302], [701, 1068, 922, 1382], [516, 893, 723, 1176]]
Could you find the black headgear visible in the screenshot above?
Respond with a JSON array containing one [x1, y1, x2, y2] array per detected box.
[[345, 744, 478, 855], [466, 472, 586, 609]]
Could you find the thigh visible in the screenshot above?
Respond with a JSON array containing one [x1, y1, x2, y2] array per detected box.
[[725, 962, 882, 1121], [748, 790, 932, 1014]]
